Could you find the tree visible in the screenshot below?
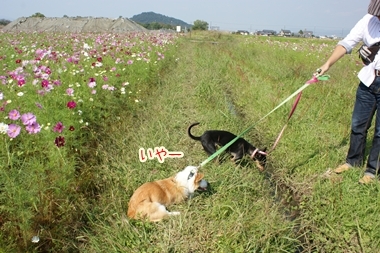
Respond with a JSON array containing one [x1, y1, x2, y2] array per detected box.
[[192, 20, 208, 31], [30, 12, 45, 18], [0, 19, 11, 26]]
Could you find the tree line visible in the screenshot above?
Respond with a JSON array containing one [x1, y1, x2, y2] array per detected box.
[[139, 19, 208, 31]]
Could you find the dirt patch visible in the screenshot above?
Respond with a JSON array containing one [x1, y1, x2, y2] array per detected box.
[[2, 17, 148, 33]]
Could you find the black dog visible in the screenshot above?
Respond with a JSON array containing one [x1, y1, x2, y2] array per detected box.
[[187, 122, 267, 170]]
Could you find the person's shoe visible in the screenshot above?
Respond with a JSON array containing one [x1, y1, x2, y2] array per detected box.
[[359, 174, 376, 184], [333, 163, 352, 174]]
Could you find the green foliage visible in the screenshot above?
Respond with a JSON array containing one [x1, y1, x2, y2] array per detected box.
[[1, 31, 377, 252], [140, 21, 175, 30], [130, 11, 191, 28], [30, 12, 45, 18], [0, 19, 11, 26], [192, 19, 209, 30], [0, 31, 178, 252]]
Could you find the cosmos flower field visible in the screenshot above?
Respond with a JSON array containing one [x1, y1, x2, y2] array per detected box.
[[0, 30, 179, 251], [0, 31, 178, 145]]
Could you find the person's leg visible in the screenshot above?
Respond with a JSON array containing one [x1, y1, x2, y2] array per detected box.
[[363, 78, 380, 177], [346, 82, 376, 167]]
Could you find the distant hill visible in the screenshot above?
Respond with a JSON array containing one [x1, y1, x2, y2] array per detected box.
[[130, 12, 192, 28]]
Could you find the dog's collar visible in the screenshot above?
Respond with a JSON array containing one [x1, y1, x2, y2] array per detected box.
[[251, 148, 267, 159]]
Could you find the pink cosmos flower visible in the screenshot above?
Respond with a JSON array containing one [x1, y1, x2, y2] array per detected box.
[[67, 101, 77, 109], [17, 79, 25, 87], [66, 88, 74, 96], [8, 109, 20, 120], [55, 136, 65, 147], [53, 80, 61, 86], [41, 79, 49, 88], [88, 77, 96, 88], [21, 113, 36, 126], [37, 90, 46, 96], [25, 122, 41, 134], [7, 124, 21, 138], [53, 122, 65, 133], [35, 103, 43, 109], [127, 60, 133, 65]]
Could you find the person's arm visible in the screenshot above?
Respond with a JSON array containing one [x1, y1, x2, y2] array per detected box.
[[317, 45, 347, 75], [316, 14, 369, 75]]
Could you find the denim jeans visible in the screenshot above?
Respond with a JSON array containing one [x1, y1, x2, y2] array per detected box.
[[346, 79, 380, 175]]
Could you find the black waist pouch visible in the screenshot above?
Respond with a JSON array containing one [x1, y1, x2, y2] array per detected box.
[[359, 42, 380, 65]]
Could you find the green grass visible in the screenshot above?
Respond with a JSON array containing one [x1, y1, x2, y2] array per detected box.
[[1, 31, 379, 252]]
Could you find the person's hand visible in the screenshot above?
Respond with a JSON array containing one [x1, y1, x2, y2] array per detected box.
[[359, 45, 371, 61], [314, 68, 322, 77]]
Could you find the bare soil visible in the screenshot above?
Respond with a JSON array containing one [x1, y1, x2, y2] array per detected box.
[[2, 17, 147, 33]]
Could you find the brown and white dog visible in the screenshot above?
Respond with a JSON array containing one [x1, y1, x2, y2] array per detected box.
[[188, 122, 267, 171], [127, 166, 208, 222]]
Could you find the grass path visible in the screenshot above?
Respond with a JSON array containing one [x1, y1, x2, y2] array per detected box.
[[83, 35, 299, 252], [84, 34, 380, 252]]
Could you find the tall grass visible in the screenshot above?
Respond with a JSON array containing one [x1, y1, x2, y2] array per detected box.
[[1, 30, 378, 252]]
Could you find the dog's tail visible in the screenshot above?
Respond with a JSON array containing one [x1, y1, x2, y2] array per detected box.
[[187, 122, 202, 141]]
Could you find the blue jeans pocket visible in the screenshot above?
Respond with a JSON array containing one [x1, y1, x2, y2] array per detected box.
[[370, 77, 380, 94]]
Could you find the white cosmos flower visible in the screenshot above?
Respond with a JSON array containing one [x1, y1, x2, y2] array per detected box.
[[83, 43, 91, 50], [0, 122, 9, 134], [17, 92, 24, 97], [31, 236, 40, 243]]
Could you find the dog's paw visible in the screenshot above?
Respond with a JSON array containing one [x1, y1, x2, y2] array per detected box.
[[255, 160, 265, 172]]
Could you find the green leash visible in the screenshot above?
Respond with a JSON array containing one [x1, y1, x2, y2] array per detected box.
[[197, 74, 330, 168]]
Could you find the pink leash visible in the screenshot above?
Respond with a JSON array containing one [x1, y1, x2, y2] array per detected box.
[[269, 76, 320, 152]]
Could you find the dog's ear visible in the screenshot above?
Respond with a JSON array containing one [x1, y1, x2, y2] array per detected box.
[[195, 172, 204, 182]]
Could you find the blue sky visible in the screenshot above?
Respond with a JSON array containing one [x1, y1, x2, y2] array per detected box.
[[1, 0, 368, 36]]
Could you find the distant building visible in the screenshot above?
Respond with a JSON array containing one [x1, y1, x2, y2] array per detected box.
[[303, 30, 314, 38], [278, 29, 292, 37], [236, 30, 249, 35], [260, 29, 277, 36]]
